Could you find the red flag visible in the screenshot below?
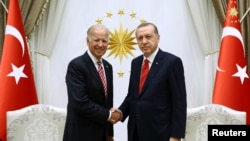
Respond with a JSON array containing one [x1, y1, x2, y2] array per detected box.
[[212, 0, 250, 124], [0, 0, 38, 140]]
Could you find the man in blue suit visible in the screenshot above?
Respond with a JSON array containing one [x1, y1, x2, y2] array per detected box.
[[114, 22, 187, 141]]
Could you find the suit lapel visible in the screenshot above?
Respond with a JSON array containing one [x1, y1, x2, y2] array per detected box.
[[135, 56, 144, 97], [103, 60, 111, 96], [84, 53, 104, 88]]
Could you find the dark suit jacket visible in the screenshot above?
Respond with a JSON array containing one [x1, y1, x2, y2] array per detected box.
[[119, 49, 187, 141], [63, 51, 113, 141]]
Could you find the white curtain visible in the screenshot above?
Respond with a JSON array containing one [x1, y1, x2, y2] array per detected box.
[[186, 0, 222, 105], [29, 0, 67, 104], [29, 0, 221, 140]]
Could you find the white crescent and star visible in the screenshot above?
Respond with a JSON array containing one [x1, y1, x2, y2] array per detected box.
[[217, 26, 249, 84], [5, 25, 27, 84]]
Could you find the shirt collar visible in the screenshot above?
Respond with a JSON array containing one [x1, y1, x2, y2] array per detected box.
[[143, 47, 159, 63], [87, 50, 101, 64]]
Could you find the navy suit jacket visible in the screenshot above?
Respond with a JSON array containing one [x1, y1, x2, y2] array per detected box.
[[119, 49, 187, 141], [63, 52, 113, 141]]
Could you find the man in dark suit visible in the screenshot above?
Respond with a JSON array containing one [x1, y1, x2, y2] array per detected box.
[[63, 24, 121, 141], [114, 22, 187, 141]]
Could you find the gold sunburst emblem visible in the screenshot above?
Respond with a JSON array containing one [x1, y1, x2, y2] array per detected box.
[[107, 24, 137, 63], [95, 9, 147, 77]]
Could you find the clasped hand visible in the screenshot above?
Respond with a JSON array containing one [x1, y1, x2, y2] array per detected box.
[[108, 108, 122, 124]]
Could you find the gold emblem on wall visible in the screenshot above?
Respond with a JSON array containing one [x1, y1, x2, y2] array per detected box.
[[95, 9, 147, 77]]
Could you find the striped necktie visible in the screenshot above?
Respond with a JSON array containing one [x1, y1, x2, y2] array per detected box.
[[97, 60, 107, 97]]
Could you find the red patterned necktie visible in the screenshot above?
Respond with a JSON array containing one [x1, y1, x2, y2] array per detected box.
[[139, 59, 149, 93], [97, 60, 107, 97]]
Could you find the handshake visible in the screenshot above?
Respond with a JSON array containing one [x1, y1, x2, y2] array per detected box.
[[108, 108, 123, 124]]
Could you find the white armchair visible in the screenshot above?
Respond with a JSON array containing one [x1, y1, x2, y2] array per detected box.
[[7, 104, 67, 141], [183, 104, 246, 141]]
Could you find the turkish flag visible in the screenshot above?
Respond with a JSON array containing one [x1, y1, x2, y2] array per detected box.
[[0, 0, 38, 140], [212, 0, 250, 124]]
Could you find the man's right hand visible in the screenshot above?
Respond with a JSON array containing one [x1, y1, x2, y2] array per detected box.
[[109, 108, 123, 124]]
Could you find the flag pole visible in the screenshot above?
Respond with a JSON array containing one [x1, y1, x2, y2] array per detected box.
[[240, 5, 250, 23], [0, 0, 8, 13]]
